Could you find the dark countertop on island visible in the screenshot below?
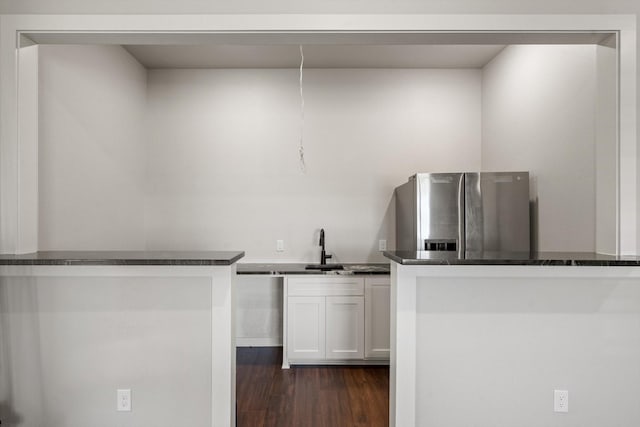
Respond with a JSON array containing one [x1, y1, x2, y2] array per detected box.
[[237, 263, 390, 275], [383, 251, 640, 266], [0, 251, 245, 266]]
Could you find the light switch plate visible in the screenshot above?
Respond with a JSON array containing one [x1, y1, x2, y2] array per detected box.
[[276, 240, 284, 252], [379, 239, 387, 251]]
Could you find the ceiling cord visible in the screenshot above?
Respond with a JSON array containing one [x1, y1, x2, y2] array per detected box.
[[298, 45, 306, 173]]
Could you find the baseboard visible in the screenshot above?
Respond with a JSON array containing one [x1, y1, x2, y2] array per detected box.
[[236, 337, 282, 347], [288, 359, 390, 366]]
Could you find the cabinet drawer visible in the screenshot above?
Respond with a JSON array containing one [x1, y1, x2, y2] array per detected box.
[[287, 277, 364, 296], [365, 276, 390, 287]]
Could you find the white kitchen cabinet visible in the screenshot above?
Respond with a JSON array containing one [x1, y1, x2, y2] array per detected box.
[[284, 275, 389, 367], [364, 277, 391, 359], [287, 296, 326, 360], [326, 296, 364, 360], [284, 276, 365, 366]]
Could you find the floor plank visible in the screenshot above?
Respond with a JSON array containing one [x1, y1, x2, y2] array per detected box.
[[236, 347, 389, 427]]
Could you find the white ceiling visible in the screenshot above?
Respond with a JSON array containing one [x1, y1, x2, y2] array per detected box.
[[24, 30, 613, 69], [123, 44, 507, 69]]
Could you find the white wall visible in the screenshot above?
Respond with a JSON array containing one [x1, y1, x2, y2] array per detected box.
[[37, 45, 604, 256], [0, 276, 212, 427], [482, 45, 597, 252], [38, 45, 147, 250], [414, 274, 640, 427], [145, 68, 482, 261], [37, 55, 482, 260], [236, 276, 282, 346]]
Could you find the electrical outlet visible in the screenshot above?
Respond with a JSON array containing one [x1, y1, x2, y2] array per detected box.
[[378, 239, 387, 251], [117, 389, 131, 412], [276, 240, 284, 252], [554, 390, 568, 413]]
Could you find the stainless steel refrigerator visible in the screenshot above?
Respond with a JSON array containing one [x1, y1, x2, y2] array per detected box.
[[395, 172, 530, 254]]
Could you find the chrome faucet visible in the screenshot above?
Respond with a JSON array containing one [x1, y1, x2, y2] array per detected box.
[[319, 228, 332, 265]]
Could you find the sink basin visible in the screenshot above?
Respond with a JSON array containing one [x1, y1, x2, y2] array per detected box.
[[305, 264, 344, 271]]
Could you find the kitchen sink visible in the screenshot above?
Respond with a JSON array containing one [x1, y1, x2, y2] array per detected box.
[[305, 264, 344, 271]]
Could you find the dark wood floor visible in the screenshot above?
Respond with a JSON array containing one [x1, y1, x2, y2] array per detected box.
[[236, 347, 389, 427]]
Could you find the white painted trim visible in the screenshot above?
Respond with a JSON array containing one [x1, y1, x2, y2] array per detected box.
[[285, 359, 389, 366], [16, 45, 38, 254], [282, 277, 290, 369], [389, 264, 640, 279], [0, 14, 635, 256], [0, 14, 635, 33], [618, 24, 638, 255], [0, 264, 237, 277], [210, 264, 236, 427], [0, 15, 20, 253], [595, 41, 618, 255], [390, 262, 417, 427]]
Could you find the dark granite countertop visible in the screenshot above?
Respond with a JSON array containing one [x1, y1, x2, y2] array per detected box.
[[0, 251, 245, 266], [383, 251, 640, 266], [237, 263, 390, 275]]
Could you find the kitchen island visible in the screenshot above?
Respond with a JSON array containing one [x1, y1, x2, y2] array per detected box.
[[0, 251, 243, 427], [384, 251, 640, 427]]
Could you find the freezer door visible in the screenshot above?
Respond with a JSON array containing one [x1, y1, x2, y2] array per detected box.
[[465, 172, 530, 253], [416, 173, 465, 253]]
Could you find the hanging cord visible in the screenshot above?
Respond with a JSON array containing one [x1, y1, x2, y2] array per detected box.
[[298, 45, 306, 173]]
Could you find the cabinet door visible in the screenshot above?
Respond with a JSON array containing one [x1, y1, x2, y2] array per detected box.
[[365, 277, 390, 359], [326, 296, 364, 360], [287, 296, 326, 360]]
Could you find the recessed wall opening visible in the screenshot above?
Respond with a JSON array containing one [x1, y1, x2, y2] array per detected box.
[[22, 31, 619, 258], [0, 15, 635, 427]]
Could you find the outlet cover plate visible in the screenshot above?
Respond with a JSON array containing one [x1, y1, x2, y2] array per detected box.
[[554, 389, 568, 413], [117, 389, 131, 412]]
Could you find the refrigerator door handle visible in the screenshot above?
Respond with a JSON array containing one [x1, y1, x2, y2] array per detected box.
[[457, 174, 465, 257]]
